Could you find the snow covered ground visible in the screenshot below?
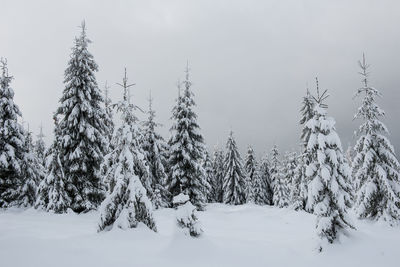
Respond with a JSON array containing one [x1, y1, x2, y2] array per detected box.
[[0, 204, 399, 267]]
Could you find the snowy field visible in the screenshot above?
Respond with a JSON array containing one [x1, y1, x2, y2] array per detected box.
[[0, 204, 399, 267]]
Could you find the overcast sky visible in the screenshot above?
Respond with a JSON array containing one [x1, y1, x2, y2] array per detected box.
[[1, 0, 399, 157]]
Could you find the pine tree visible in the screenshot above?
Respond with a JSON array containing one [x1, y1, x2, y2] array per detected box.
[[35, 117, 71, 213], [273, 153, 289, 208], [252, 154, 272, 205], [305, 79, 353, 250], [173, 193, 202, 237], [210, 145, 224, 203], [35, 124, 46, 167], [202, 150, 213, 203], [55, 22, 107, 212], [270, 145, 287, 207], [291, 153, 305, 210], [222, 131, 246, 205], [352, 55, 400, 225], [142, 92, 170, 208], [244, 146, 256, 203], [12, 129, 45, 207], [299, 89, 315, 211], [0, 58, 28, 208], [167, 65, 207, 208], [98, 70, 156, 232], [282, 152, 298, 208]]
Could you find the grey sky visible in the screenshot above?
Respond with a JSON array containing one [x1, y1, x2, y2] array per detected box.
[[1, 0, 399, 157]]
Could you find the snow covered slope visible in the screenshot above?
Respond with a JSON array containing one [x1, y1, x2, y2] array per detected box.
[[0, 204, 398, 267]]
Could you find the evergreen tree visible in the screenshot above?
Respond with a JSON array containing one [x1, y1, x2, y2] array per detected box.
[[173, 193, 202, 237], [305, 79, 353, 250], [0, 58, 28, 208], [273, 152, 289, 208], [291, 153, 305, 210], [55, 22, 107, 212], [35, 124, 46, 167], [352, 55, 400, 225], [270, 145, 287, 207], [35, 117, 71, 213], [202, 150, 213, 203], [210, 145, 224, 203], [256, 154, 273, 205], [142, 92, 170, 208], [244, 145, 256, 203], [222, 131, 246, 205], [282, 152, 298, 208], [12, 129, 45, 207], [167, 65, 207, 208], [98, 70, 156, 232]]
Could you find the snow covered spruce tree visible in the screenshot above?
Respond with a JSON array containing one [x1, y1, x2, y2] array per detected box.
[[173, 193, 202, 237], [55, 22, 107, 212], [352, 55, 400, 225], [252, 154, 272, 205], [142, 92, 170, 209], [222, 131, 246, 205], [35, 117, 71, 213], [270, 145, 287, 207], [291, 153, 305, 210], [244, 145, 256, 203], [282, 151, 298, 207], [167, 65, 207, 209], [0, 58, 29, 208], [12, 129, 45, 207], [299, 89, 315, 211], [305, 79, 353, 250], [98, 70, 156, 232], [202, 150, 214, 203], [35, 124, 46, 167], [210, 145, 224, 202]]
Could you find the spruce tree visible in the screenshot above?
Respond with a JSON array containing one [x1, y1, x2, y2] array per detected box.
[[12, 130, 45, 207], [98, 70, 156, 232], [270, 145, 287, 207], [35, 117, 71, 213], [55, 22, 107, 212], [273, 154, 289, 208], [244, 145, 256, 203], [291, 153, 305, 210], [305, 79, 353, 250], [222, 131, 246, 205], [142, 92, 170, 208], [252, 154, 272, 205], [35, 124, 46, 167], [167, 65, 207, 208], [202, 150, 213, 203], [0, 58, 28, 208], [210, 145, 224, 203], [352, 55, 400, 225]]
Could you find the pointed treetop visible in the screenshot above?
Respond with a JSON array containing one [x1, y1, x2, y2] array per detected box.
[[311, 77, 329, 107], [37, 123, 45, 139], [116, 68, 136, 102], [358, 53, 370, 88]]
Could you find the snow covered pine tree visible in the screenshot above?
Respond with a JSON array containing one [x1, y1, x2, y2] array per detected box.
[[222, 131, 246, 205], [253, 154, 273, 205], [35, 116, 71, 213], [173, 193, 202, 237], [98, 70, 156, 232], [0, 58, 33, 208], [244, 145, 256, 203], [142, 92, 170, 209], [35, 124, 46, 167], [352, 54, 400, 225], [167, 64, 207, 209], [305, 79, 354, 251], [55, 21, 107, 212], [210, 145, 224, 203], [270, 145, 288, 207]]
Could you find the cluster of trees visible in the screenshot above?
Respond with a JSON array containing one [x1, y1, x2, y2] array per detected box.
[[1, 23, 399, 249]]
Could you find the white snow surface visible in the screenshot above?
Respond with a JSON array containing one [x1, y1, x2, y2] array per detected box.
[[0, 204, 399, 267]]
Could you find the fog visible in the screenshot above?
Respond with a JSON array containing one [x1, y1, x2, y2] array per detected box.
[[1, 0, 399, 157]]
